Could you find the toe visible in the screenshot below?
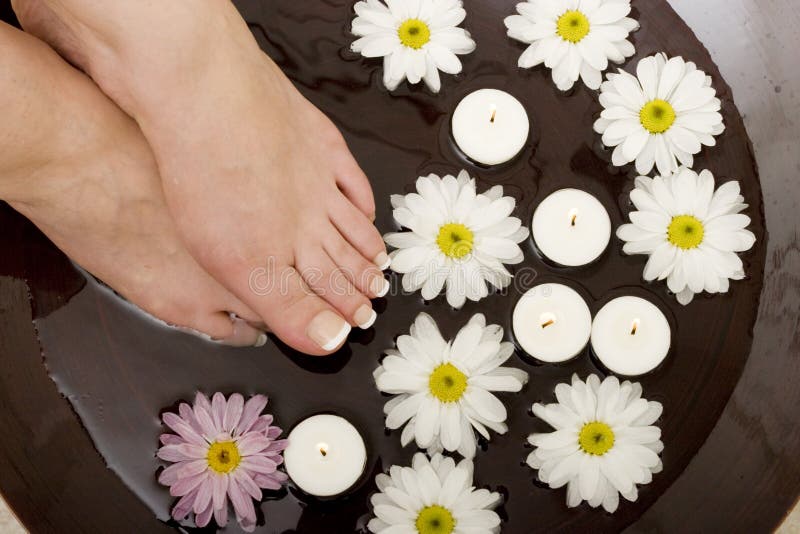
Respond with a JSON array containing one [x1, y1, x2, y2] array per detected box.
[[243, 262, 352, 356], [329, 194, 390, 270], [323, 229, 390, 299], [335, 151, 376, 220], [296, 247, 377, 330], [173, 311, 267, 348]]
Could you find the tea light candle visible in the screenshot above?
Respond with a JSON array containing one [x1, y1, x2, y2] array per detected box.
[[591, 296, 671, 376], [513, 283, 592, 363], [451, 89, 530, 166], [284, 414, 367, 497], [532, 189, 612, 267]]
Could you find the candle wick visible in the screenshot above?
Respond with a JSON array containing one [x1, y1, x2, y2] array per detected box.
[[320, 448, 327, 457], [630, 319, 640, 336], [541, 319, 555, 328], [490, 106, 497, 123], [571, 214, 577, 226]]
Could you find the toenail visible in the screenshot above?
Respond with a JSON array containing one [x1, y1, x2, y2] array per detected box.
[[307, 310, 351, 351], [254, 333, 268, 347], [370, 276, 391, 298], [374, 251, 391, 270], [354, 305, 377, 329]]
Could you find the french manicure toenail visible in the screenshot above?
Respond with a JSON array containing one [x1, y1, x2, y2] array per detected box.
[[307, 311, 351, 351], [355, 305, 377, 329], [371, 276, 390, 298], [374, 252, 391, 270], [254, 333, 268, 347]]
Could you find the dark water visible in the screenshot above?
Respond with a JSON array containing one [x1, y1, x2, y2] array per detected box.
[[4, 0, 766, 532]]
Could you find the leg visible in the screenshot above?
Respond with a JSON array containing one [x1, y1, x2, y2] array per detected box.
[[12, 0, 390, 355], [0, 21, 265, 347]]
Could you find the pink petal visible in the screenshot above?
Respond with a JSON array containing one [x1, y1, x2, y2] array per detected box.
[[237, 435, 271, 456], [265, 426, 282, 440], [177, 459, 208, 479], [223, 394, 245, 434], [239, 515, 257, 533], [237, 395, 268, 435], [253, 471, 287, 490], [265, 439, 288, 454], [158, 463, 183, 486], [157, 443, 206, 463], [211, 393, 227, 430], [227, 475, 256, 527], [170, 472, 207, 497], [214, 504, 229, 528], [180, 402, 206, 437], [195, 501, 214, 528], [159, 433, 182, 446], [240, 456, 278, 474], [233, 470, 262, 501], [163, 413, 206, 446], [212, 473, 229, 510], [250, 414, 274, 434], [171, 488, 198, 521], [194, 406, 219, 440], [194, 392, 212, 415], [193, 478, 213, 514]]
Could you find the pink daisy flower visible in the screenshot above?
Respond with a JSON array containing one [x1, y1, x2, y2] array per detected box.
[[157, 392, 288, 531]]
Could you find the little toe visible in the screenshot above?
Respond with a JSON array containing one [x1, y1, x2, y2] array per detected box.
[[244, 263, 352, 356], [323, 230, 389, 299], [176, 311, 267, 348], [330, 194, 390, 270], [296, 248, 376, 330], [215, 316, 268, 347]]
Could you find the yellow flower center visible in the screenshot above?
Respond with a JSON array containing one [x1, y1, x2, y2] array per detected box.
[[415, 505, 455, 534], [668, 215, 705, 249], [579, 422, 615, 456], [206, 441, 241, 474], [398, 19, 431, 49], [556, 10, 590, 43], [429, 363, 468, 403], [436, 223, 474, 259], [640, 99, 677, 134]]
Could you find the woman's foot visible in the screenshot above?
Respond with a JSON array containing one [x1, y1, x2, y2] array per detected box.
[[0, 22, 265, 347], [14, 0, 390, 355]]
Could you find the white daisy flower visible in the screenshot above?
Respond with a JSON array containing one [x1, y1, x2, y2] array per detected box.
[[384, 170, 529, 309], [504, 0, 639, 91], [594, 53, 725, 176], [350, 0, 477, 93], [368, 452, 502, 534], [374, 313, 529, 459], [527, 374, 663, 514], [616, 167, 756, 305]]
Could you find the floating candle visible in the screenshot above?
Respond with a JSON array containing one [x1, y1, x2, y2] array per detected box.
[[512, 283, 592, 363], [283, 414, 367, 497], [532, 188, 611, 267], [591, 296, 671, 376], [451, 88, 530, 166]]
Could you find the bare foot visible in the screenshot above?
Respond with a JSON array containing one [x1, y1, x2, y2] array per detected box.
[[0, 22, 265, 347], [14, 0, 391, 355]]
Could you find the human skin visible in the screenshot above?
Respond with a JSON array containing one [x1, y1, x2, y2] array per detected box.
[[0, 21, 269, 347], [12, 0, 391, 355]]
